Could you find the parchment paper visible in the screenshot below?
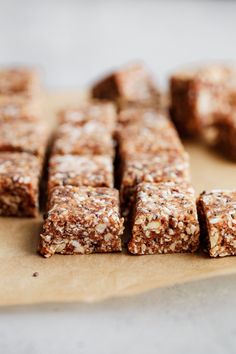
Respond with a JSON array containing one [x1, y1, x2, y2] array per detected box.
[[1, 91, 236, 307]]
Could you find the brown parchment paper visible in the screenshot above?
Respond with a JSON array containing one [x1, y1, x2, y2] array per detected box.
[[1, 91, 236, 307]]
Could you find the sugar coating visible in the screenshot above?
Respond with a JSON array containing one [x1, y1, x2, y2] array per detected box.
[[48, 154, 114, 192], [0, 120, 48, 158], [117, 110, 184, 158], [197, 189, 236, 257], [59, 101, 116, 133], [53, 121, 115, 157], [0, 152, 41, 216], [120, 151, 190, 215], [39, 186, 124, 257], [129, 182, 200, 255]]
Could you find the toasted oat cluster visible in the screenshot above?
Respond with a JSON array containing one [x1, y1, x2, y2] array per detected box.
[[117, 113, 184, 158], [48, 154, 114, 192], [39, 186, 124, 257], [128, 182, 200, 255], [0, 95, 41, 122], [92, 63, 160, 109], [0, 152, 41, 216], [170, 65, 236, 136], [52, 122, 115, 157], [59, 101, 116, 133], [0, 68, 40, 96], [197, 190, 236, 257], [120, 151, 190, 215], [0, 121, 48, 159]]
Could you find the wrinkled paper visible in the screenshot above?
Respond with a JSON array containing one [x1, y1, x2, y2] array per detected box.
[[1, 91, 236, 306]]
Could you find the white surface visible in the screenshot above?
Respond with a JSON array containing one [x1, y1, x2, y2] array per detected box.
[[0, 1, 236, 353], [1, 276, 236, 354]]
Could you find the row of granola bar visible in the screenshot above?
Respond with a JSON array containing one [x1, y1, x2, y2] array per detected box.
[[38, 101, 125, 257], [0, 68, 48, 216], [92, 63, 200, 255], [169, 63, 236, 256]]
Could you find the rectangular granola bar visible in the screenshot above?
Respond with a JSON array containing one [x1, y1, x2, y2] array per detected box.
[[117, 110, 184, 158], [48, 154, 114, 193], [0, 152, 41, 216], [59, 101, 116, 133], [52, 122, 115, 157], [0, 121, 48, 159], [92, 63, 160, 109], [170, 65, 235, 136], [120, 151, 190, 216], [0, 67, 40, 96], [128, 182, 200, 255], [197, 190, 236, 257], [39, 186, 124, 257]]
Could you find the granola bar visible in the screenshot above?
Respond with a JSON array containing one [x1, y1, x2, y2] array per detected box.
[[197, 190, 236, 257], [117, 110, 184, 158], [59, 101, 116, 133], [213, 109, 236, 160], [52, 121, 115, 157], [39, 186, 124, 257], [120, 151, 190, 216], [0, 95, 41, 122], [92, 63, 160, 109], [48, 154, 114, 193], [128, 182, 200, 255], [0, 152, 41, 216], [170, 65, 236, 136], [0, 120, 48, 159], [0, 68, 40, 96]]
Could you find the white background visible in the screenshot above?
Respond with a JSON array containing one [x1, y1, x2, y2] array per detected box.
[[1, 0, 236, 89], [0, 1, 236, 353]]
